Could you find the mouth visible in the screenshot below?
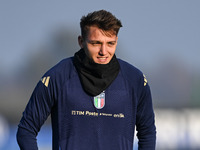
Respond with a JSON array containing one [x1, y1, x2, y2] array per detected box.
[[97, 57, 108, 63]]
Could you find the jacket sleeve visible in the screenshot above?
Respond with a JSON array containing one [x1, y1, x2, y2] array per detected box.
[[136, 74, 156, 150], [16, 75, 55, 150]]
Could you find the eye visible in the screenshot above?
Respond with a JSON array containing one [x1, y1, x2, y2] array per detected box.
[[108, 42, 116, 46], [92, 43, 98, 46], [90, 41, 101, 46]]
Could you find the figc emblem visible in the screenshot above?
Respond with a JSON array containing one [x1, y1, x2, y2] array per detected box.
[[94, 91, 105, 109]]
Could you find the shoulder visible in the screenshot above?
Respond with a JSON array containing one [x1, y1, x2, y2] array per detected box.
[[118, 59, 144, 81], [47, 57, 74, 73], [49, 57, 74, 73], [118, 59, 149, 89], [117, 59, 150, 98], [42, 57, 76, 84]]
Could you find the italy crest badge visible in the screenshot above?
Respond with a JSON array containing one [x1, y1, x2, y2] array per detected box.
[[94, 91, 105, 109]]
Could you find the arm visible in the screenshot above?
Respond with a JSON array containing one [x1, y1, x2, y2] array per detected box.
[[17, 76, 55, 150], [136, 75, 156, 150]]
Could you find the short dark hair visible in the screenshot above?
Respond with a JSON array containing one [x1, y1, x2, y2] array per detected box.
[[80, 10, 122, 39]]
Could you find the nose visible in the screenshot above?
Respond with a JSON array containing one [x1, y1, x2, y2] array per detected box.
[[99, 44, 107, 55]]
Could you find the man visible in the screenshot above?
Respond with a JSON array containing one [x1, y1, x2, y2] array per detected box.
[[17, 10, 156, 150]]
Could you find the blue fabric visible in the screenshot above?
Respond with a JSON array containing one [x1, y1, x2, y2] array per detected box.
[[17, 57, 156, 150]]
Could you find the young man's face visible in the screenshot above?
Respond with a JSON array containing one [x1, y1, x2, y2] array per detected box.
[[78, 26, 118, 64]]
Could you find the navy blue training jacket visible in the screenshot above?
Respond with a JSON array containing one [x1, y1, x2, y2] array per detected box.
[[17, 57, 156, 150]]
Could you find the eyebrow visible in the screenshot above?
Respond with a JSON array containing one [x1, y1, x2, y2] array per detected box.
[[88, 40, 117, 43], [89, 40, 102, 44]]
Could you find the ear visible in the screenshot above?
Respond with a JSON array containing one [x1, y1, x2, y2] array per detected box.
[[78, 36, 84, 48]]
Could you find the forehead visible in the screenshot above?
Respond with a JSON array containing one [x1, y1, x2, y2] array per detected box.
[[87, 26, 117, 40]]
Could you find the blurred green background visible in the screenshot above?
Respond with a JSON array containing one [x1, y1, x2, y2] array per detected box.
[[0, 1, 200, 149]]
